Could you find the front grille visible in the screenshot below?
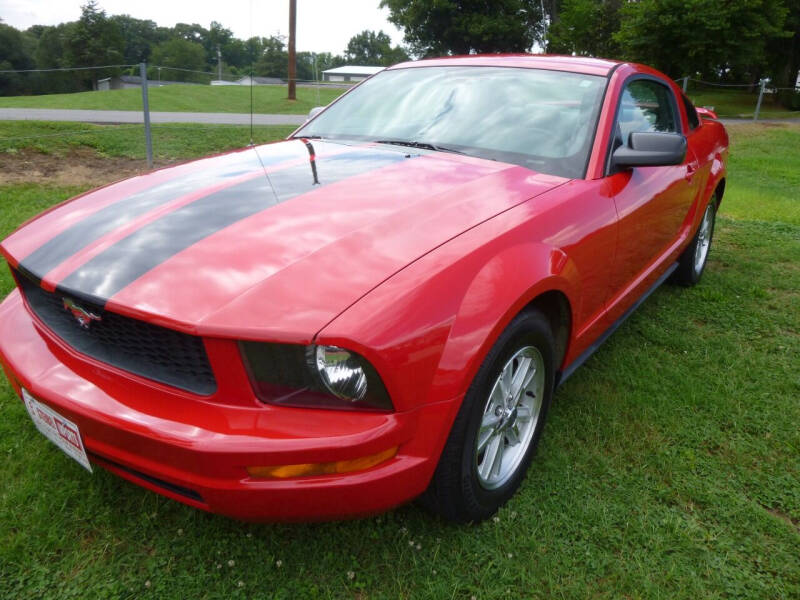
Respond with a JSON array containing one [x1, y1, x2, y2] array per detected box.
[[14, 268, 217, 395]]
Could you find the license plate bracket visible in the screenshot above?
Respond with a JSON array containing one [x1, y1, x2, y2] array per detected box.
[[22, 388, 92, 473]]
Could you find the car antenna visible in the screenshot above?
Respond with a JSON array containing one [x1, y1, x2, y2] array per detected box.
[[249, 0, 254, 146], [246, 0, 279, 204]]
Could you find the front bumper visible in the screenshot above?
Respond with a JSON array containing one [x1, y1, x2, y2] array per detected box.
[[0, 290, 458, 521]]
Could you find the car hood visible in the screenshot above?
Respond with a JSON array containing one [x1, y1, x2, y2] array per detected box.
[[1, 139, 567, 341]]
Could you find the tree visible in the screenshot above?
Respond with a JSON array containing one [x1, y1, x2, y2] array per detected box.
[[110, 15, 168, 64], [343, 30, 409, 65], [64, 1, 124, 89], [0, 23, 35, 95], [222, 38, 249, 72], [381, 0, 545, 56], [295, 52, 316, 81], [546, 0, 621, 57], [172, 22, 208, 45], [254, 35, 289, 79], [314, 52, 346, 73], [205, 21, 236, 73], [613, 0, 790, 81], [149, 38, 207, 82], [290, 52, 346, 81], [768, 1, 799, 97], [243, 37, 267, 66]]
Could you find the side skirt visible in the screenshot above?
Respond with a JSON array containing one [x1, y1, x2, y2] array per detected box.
[[557, 261, 679, 387]]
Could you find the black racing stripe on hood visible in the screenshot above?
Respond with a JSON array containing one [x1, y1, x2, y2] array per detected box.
[[18, 148, 294, 281], [56, 147, 410, 306]]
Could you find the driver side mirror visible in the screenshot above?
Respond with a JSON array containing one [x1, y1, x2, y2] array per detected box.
[[307, 106, 325, 121], [611, 132, 687, 170]]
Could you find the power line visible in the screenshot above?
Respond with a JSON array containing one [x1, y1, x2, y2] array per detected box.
[[687, 78, 753, 88], [0, 64, 138, 74]]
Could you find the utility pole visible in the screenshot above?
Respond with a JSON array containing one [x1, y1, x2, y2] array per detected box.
[[217, 45, 222, 81], [288, 0, 297, 100]]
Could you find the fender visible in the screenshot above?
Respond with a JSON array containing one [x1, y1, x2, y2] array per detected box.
[[317, 205, 583, 414], [433, 242, 578, 401], [693, 120, 729, 226], [317, 208, 586, 492]]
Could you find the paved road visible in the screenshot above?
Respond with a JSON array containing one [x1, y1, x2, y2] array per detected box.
[[0, 108, 307, 126]]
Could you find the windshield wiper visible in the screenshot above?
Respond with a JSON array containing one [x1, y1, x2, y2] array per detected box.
[[374, 140, 466, 155], [291, 134, 323, 139]]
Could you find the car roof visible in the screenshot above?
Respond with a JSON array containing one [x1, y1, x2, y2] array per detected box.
[[388, 54, 621, 77]]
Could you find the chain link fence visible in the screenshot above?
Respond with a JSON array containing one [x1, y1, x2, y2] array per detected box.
[[675, 77, 800, 120], [0, 63, 352, 169], [2, 64, 799, 175]]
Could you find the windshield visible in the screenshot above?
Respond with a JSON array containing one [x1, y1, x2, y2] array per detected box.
[[295, 66, 606, 179]]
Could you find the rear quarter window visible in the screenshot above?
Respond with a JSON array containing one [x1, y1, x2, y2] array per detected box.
[[682, 93, 700, 130]]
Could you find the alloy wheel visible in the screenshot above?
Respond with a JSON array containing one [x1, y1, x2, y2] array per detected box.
[[474, 346, 545, 490], [694, 203, 715, 274]]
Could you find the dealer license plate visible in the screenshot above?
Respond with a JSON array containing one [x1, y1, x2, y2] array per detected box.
[[22, 388, 92, 472]]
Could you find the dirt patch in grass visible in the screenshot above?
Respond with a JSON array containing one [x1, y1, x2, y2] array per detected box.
[[726, 121, 800, 140], [763, 505, 800, 533], [0, 148, 167, 186]]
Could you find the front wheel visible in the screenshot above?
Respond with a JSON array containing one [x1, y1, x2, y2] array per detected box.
[[672, 201, 716, 286], [419, 309, 555, 522]]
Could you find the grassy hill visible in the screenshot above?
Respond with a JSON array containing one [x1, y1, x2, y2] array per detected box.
[[1, 83, 795, 119], [0, 84, 346, 114], [686, 86, 798, 119]]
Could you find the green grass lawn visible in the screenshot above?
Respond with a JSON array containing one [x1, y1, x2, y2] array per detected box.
[[0, 83, 796, 120], [0, 120, 297, 162], [0, 84, 345, 114], [687, 87, 799, 119], [724, 124, 800, 225], [0, 122, 798, 599]]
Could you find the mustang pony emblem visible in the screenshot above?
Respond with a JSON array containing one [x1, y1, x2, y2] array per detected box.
[[62, 298, 102, 329]]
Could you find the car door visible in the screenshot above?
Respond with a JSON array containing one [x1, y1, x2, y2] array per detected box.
[[604, 77, 701, 322]]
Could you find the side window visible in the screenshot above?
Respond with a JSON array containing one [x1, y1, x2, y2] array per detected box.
[[617, 79, 678, 144], [681, 93, 700, 130]]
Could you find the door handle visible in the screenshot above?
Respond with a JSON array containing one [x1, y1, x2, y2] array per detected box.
[[685, 162, 699, 181]]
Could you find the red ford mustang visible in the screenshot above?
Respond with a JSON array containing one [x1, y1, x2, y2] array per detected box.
[[0, 56, 728, 522]]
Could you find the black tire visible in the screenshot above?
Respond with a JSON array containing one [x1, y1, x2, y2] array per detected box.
[[672, 201, 716, 286], [419, 308, 555, 523]]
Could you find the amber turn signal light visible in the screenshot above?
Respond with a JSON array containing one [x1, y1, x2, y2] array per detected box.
[[247, 446, 398, 479]]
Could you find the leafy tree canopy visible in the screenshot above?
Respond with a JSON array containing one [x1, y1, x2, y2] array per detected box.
[[613, 0, 791, 81], [65, 1, 125, 87], [2, 0, 797, 99], [344, 30, 409, 65], [150, 38, 207, 82], [109, 15, 169, 64], [0, 23, 36, 95], [547, 0, 621, 58], [380, 0, 545, 55]]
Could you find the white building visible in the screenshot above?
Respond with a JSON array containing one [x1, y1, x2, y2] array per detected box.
[[321, 66, 384, 83], [97, 75, 194, 90], [211, 76, 284, 86]]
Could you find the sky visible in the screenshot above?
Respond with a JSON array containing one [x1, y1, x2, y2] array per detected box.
[[0, 0, 405, 54]]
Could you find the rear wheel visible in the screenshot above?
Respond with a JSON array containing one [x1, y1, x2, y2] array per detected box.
[[672, 201, 716, 286], [420, 309, 555, 522]]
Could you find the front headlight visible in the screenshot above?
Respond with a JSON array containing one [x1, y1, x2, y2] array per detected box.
[[315, 345, 368, 401], [239, 342, 393, 411]]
